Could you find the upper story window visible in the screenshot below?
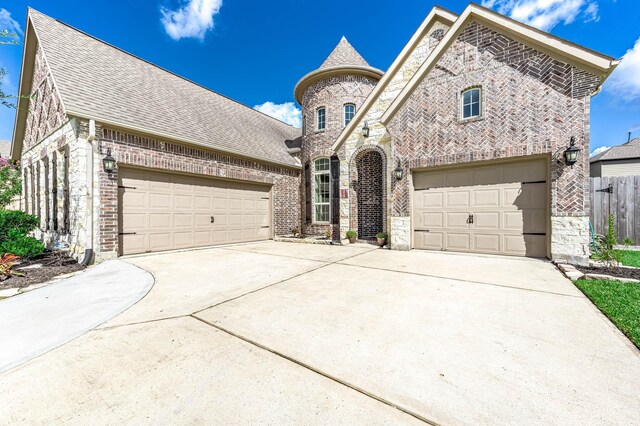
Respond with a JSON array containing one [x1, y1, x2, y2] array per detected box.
[[344, 103, 356, 126], [461, 87, 481, 120], [313, 158, 330, 222], [317, 107, 326, 131]]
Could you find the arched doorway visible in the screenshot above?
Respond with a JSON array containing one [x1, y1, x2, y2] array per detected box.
[[355, 150, 384, 239]]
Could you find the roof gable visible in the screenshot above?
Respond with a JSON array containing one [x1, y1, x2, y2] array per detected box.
[[14, 9, 301, 168], [331, 6, 459, 151], [380, 3, 619, 125]]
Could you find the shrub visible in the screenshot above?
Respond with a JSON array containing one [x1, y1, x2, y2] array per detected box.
[[376, 232, 388, 239], [0, 210, 39, 240], [324, 229, 332, 239], [0, 253, 23, 277], [0, 229, 45, 258], [0, 159, 22, 210], [346, 230, 357, 239]]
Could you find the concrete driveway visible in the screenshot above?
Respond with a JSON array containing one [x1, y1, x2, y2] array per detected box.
[[1, 242, 638, 425]]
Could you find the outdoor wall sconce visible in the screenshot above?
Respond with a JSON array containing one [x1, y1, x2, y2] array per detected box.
[[362, 121, 370, 138], [103, 148, 116, 173], [563, 137, 580, 168], [394, 160, 403, 180]]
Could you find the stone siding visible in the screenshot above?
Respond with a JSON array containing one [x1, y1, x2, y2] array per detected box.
[[339, 19, 451, 241]]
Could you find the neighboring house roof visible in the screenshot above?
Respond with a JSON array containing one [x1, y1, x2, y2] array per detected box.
[[13, 9, 301, 168], [0, 140, 10, 159], [380, 3, 620, 125], [331, 6, 458, 151], [294, 37, 384, 104], [590, 138, 640, 163]]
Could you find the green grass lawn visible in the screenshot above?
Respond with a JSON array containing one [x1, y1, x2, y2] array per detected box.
[[574, 279, 640, 348], [616, 250, 640, 268]]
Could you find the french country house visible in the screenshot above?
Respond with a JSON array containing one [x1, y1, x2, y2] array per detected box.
[[11, 4, 619, 264]]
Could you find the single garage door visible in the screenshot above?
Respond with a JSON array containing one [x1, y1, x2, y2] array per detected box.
[[413, 159, 548, 257], [119, 168, 270, 255]]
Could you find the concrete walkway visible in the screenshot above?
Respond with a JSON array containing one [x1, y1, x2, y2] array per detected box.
[[0, 260, 153, 373], [0, 242, 638, 425]]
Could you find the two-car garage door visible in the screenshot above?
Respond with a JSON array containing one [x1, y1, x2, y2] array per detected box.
[[413, 159, 548, 258], [119, 168, 270, 255]]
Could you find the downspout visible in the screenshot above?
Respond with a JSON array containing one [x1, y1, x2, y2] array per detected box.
[[82, 119, 96, 265]]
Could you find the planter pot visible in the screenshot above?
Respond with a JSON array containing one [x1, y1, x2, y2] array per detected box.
[[348, 237, 357, 244], [376, 237, 386, 247]]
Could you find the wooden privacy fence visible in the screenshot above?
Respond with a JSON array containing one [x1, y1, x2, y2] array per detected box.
[[590, 176, 640, 244]]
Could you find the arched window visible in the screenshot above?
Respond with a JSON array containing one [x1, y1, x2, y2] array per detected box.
[[461, 87, 481, 119], [344, 103, 356, 126], [317, 107, 326, 131], [313, 158, 330, 222]]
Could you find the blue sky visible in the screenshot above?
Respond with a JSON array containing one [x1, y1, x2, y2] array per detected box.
[[0, 0, 638, 155]]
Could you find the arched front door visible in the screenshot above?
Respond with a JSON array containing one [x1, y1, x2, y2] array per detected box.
[[355, 150, 384, 239]]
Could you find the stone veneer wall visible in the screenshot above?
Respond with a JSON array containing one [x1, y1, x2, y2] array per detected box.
[[97, 127, 300, 260], [300, 74, 378, 236], [386, 22, 601, 264], [339, 19, 451, 245]]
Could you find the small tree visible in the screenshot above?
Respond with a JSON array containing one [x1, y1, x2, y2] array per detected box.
[[0, 158, 21, 209], [0, 30, 20, 109], [598, 214, 623, 266]]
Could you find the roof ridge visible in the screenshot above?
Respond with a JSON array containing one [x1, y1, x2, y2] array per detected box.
[[27, 9, 298, 130], [319, 36, 370, 69]]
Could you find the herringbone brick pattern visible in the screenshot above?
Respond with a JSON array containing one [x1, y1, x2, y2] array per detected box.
[[349, 146, 387, 237], [23, 45, 66, 152], [388, 22, 599, 217]]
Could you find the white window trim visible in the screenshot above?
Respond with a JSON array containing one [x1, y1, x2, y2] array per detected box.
[[312, 157, 331, 223], [316, 107, 326, 132], [343, 103, 356, 127], [460, 87, 482, 121]]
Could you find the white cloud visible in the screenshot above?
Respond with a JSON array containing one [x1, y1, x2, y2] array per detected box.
[[254, 102, 302, 128], [480, 0, 599, 31], [161, 0, 222, 41], [605, 37, 640, 101], [590, 146, 610, 157], [0, 8, 23, 37]]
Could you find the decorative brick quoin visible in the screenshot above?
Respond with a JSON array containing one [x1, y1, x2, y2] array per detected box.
[[11, 4, 619, 264]]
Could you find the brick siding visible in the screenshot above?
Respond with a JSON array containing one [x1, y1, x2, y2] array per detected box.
[[98, 128, 300, 254], [354, 149, 384, 238]]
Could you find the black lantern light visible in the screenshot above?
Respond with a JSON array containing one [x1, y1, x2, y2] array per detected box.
[[362, 121, 370, 138], [103, 148, 116, 173], [394, 160, 403, 180], [563, 137, 580, 168]]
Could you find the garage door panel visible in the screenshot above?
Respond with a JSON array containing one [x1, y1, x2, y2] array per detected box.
[[474, 212, 500, 230], [446, 212, 471, 228], [415, 231, 443, 250], [447, 233, 471, 251], [474, 234, 500, 253], [149, 213, 171, 228], [119, 168, 271, 255], [474, 189, 500, 207], [446, 191, 470, 208], [413, 159, 548, 258]]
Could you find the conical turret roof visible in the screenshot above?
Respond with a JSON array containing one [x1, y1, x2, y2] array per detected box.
[[294, 36, 383, 104], [319, 36, 371, 69]]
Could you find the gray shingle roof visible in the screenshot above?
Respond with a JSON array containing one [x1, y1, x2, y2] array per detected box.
[[319, 36, 370, 69], [29, 9, 301, 168], [590, 138, 640, 163], [0, 140, 10, 159]]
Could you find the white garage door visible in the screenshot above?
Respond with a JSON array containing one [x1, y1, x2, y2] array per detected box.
[[413, 159, 548, 257], [119, 168, 271, 255]]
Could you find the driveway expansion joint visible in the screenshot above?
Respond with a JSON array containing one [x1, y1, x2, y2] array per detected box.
[[190, 314, 440, 426]]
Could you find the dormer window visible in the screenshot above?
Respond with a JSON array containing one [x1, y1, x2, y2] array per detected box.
[[344, 103, 355, 126], [461, 87, 481, 120], [317, 107, 326, 131]]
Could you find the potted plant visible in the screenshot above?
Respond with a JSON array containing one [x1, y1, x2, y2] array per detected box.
[[346, 230, 357, 244], [376, 232, 387, 247]]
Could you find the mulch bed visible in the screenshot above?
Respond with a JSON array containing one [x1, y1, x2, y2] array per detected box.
[[0, 251, 85, 290], [573, 264, 640, 281]]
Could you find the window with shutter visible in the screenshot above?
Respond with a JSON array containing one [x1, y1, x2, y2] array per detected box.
[[330, 156, 340, 224]]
